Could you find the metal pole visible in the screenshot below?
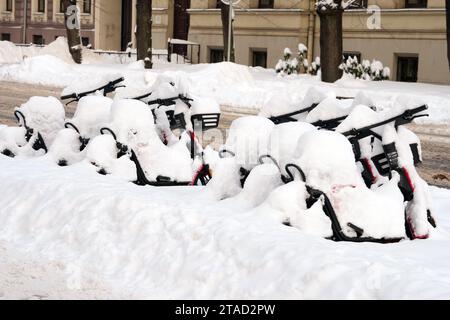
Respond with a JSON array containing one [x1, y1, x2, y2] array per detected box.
[[227, 3, 232, 62], [23, 0, 28, 43], [221, 0, 240, 62]]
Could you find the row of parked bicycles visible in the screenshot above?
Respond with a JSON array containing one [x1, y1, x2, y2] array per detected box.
[[0, 75, 437, 243]]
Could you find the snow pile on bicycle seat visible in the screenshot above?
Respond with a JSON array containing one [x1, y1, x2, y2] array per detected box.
[[392, 95, 428, 115], [306, 97, 353, 123], [85, 134, 137, 181], [16, 96, 65, 145], [351, 91, 377, 109], [68, 96, 113, 138], [149, 81, 178, 101], [190, 96, 221, 115], [289, 129, 408, 239], [0, 127, 28, 155], [256, 181, 333, 238], [268, 122, 316, 173], [329, 174, 406, 239], [232, 164, 283, 209], [207, 156, 245, 201], [48, 129, 86, 165], [301, 86, 335, 110], [335, 104, 381, 134], [293, 130, 363, 192], [109, 99, 158, 146], [107, 99, 193, 182], [155, 71, 191, 96], [258, 92, 295, 118], [223, 116, 275, 169]]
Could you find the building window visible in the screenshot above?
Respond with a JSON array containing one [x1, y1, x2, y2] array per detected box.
[[343, 51, 361, 61], [216, 1, 222, 9], [252, 49, 267, 68], [258, 0, 274, 9], [210, 48, 224, 63], [6, 0, 13, 12], [33, 35, 44, 45], [60, 0, 65, 13], [347, 0, 368, 9], [37, 0, 46, 13], [82, 37, 90, 46], [397, 56, 418, 82], [1, 33, 11, 41], [83, 0, 91, 14], [405, 0, 427, 8]]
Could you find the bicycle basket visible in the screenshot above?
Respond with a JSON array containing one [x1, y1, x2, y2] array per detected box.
[[191, 113, 221, 132]]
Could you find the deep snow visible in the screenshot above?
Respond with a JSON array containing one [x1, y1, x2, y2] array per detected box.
[[1, 38, 450, 300], [0, 155, 450, 299]]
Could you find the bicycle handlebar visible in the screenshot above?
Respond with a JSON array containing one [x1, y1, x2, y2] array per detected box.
[[147, 94, 193, 108], [341, 105, 429, 139], [61, 77, 125, 101]]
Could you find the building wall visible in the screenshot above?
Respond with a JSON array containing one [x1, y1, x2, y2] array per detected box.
[[338, 2, 450, 84], [0, 0, 95, 46], [94, 0, 171, 51], [189, 0, 450, 84]]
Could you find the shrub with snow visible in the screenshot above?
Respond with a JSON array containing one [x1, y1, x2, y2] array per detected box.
[[275, 44, 309, 76], [339, 55, 390, 81], [316, 0, 342, 11], [308, 57, 321, 76]]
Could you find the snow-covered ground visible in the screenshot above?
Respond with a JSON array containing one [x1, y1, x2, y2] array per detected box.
[[1, 39, 450, 125], [1, 38, 450, 300], [0, 155, 450, 300]]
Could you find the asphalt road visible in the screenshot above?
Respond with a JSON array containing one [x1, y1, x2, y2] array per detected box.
[[1, 80, 449, 188]]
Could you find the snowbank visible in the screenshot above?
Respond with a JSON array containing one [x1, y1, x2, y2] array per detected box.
[[0, 156, 450, 299]]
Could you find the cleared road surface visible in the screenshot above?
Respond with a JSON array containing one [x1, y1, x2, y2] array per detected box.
[[1, 80, 449, 188]]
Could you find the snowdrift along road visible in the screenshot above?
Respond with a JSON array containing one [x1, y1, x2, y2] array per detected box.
[[0, 155, 450, 299]]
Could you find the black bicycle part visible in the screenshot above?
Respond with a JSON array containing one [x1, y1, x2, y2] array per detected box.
[[342, 105, 429, 138], [259, 155, 281, 169], [427, 210, 437, 229], [58, 159, 68, 167], [191, 113, 221, 131], [282, 164, 307, 184], [65, 122, 80, 134], [147, 94, 193, 108], [61, 77, 125, 102], [100, 127, 117, 140], [129, 149, 190, 187], [65, 122, 90, 151], [307, 187, 404, 243], [311, 115, 348, 130], [1, 149, 15, 158], [410, 143, 422, 165], [219, 149, 236, 158], [240, 167, 251, 188], [269, 104, 318, 125]]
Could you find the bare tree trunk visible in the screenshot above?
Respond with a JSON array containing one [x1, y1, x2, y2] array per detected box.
[[447, 0, 450, 70], [136, 0, 153, 69], [317, 1, 343, 83], [220, 3, 235, 62], [63, 0, 82, 64]]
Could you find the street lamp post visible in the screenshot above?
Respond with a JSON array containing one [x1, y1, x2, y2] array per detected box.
[[221, 0, 241, 62]]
